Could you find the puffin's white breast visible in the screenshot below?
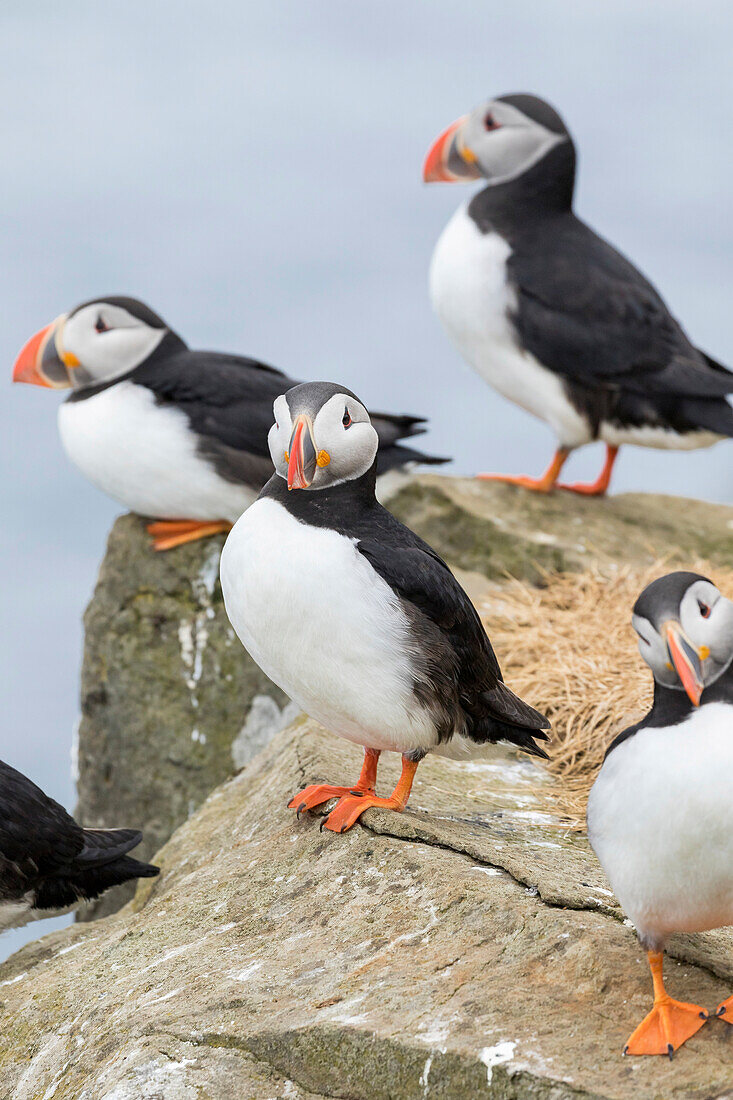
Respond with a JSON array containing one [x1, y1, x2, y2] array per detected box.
[[57, 382, 256, 522], [587, 702, 733, 946], [429, 204, 590, 449], [220, 497, 438, 754]]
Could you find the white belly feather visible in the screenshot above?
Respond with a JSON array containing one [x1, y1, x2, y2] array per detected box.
[[58, 382, 256, 522], [220, 498, 439, 754], [587, 703, 733, 946], [429, 204, 591, 449]]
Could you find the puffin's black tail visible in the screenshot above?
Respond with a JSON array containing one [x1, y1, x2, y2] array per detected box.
[[370, 409, 450, 473], [376, 442, 450, 475], [680, 396, 733, 437], [370, 411, 430, 445], [475, 680, 551, 759], [504, 725, 551, 760], [34, 828, 159, 912]]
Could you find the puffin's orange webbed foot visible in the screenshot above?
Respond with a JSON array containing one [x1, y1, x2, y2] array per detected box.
[[476, 448, 569, 493], [322, 791, 406, 833], [624, 951, 708, 1058], [146, 519, 232, 551], [288, 748, 381, 820], [476, 473, 556, 492], [287, 784, 374, 817], [557, 444, 618, 497], [624, 998, 708, 1058], [321, 754, 420, 834], [715, 995, 733, 1022]]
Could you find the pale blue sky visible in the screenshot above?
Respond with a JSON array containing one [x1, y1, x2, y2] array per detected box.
[[1, 1, 731, 956]]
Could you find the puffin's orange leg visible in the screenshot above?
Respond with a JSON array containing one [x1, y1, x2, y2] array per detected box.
[[476, 448, 569, 492], [288, 748, 381, 817], [557, 444, 619, 496], [321, 755, 420, 834], [146, 519, 232, 551], [715, 995, 733, 1021], [624, 951, 708, 1058]]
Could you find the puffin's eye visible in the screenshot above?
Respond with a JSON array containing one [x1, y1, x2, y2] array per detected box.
[[342, 407, 352, 429], [95, 315, 109, 334], [698, 601, 711, 619], [484, 112, 500, 131]]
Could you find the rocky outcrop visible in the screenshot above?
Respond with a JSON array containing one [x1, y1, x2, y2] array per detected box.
[[75, 480, 733, 918], [2, 721, 731, 1099], [75, 515, 289, 919], [388, 475, 733, 577]]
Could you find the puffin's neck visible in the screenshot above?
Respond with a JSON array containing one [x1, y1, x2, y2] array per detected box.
[[700, 659, 733, 706], [644, 680, 696, 728], [644, 663, 733, 726], [261, 461, 379, 532], [467, 140, 576, 238]]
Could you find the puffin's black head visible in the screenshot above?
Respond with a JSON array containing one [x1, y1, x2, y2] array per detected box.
[[632, 571, 733, 704], [13, 296, 183, 392], [423, 92, 573, 188], [268, 382, 379, 492]]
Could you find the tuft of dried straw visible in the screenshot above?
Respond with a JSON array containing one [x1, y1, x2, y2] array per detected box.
[[475, 561, 733, 829]]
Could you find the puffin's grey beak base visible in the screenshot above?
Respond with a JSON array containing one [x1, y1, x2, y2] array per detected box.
[[664, 621, 706, 706], [287, 415, 318, 490]]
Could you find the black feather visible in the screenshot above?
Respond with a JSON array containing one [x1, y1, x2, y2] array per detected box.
[[0, 760, 158, 917]]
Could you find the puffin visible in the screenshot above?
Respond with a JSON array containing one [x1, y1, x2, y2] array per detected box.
[[220, 380, 550, 833], [587, 571, 733, 1056], [424, 94, 733, 494], [12, 297, 447, 550], [0, 758, 158, 930]]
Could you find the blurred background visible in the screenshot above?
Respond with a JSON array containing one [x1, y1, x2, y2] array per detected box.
[[1, 0, 731, 957]]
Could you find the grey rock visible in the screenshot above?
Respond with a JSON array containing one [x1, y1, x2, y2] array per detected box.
[[1, 721, 730, 1099], [74, 514, 289, 920]]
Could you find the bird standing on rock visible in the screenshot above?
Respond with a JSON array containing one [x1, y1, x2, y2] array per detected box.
[[587, 571, 733, 1057], [12, 297, 446, 550], [220, 381, 550, 833], [424, 94, 733, 495], [0, 759, 158, 929]]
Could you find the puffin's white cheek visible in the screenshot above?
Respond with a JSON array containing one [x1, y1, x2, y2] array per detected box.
[[267, 425, 286, 471]]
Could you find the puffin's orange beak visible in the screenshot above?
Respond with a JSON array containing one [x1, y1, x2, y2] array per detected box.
[[13, 324, 55, 387], [665, 621, 706, 706], [423, 115, 481, 183], [287, 415, 317, 491], [13, 315, 75, 389]]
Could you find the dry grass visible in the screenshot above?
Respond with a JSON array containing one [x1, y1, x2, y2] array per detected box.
[[474, 561, 733, 828]]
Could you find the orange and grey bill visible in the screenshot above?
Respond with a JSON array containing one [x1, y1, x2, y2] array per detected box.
[[423, 115, 481, 183], [287, 415, 318, 490], [287, 419, 308, 490], [12, 323, 55, 387], [13, 316, 74, 389], [665, 621, 705, 706]]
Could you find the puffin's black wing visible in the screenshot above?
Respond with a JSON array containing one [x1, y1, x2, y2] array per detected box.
[[356, 538, 550, 752], [135, 351, 448, 483], [0, 760, 84, 877], [511, 216, 733, 400], [0, 761, 158, 911]]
